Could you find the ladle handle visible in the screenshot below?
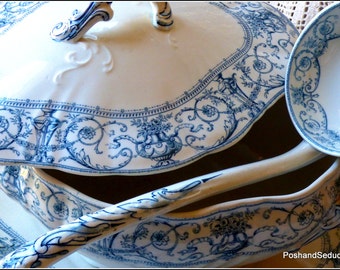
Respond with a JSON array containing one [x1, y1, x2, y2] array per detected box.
[[0, 141, 325, 268], [50, 2, 173, 42]]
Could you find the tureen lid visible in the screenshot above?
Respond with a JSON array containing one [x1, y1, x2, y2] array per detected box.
[[0, 1, 298, 176]]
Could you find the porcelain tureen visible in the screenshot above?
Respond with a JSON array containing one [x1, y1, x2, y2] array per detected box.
[[0, 1, 298, 176], [2, 2, 340, 269]]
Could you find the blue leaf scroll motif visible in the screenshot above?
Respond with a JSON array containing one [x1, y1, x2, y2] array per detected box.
[[0, 164, 339, 267], [0, 2, 299, 174], [85, 183, 340, 268], [0, 1, 47, 35], [288, 6, 340, 153]]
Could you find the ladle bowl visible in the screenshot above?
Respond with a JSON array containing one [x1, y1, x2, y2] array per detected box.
[[285, 2, 340, 157]]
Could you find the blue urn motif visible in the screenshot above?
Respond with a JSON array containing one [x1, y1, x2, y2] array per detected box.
[[0, 1, 300, 174], [133, 115, 182, 167]]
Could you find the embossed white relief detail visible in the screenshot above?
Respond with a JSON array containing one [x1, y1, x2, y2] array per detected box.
[[53, 35, 113, 84]]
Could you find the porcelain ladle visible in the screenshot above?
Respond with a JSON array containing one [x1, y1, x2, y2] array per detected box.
[[1, 2, 340, 268], [0, 141, 328, 268]]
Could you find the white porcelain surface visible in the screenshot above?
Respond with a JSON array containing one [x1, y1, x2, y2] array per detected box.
[[286, 2, 340, 157], [2, 184, 338, 269], [0, 190, 99, 268], [0, 1, 299, 175], [0, 155, 339, 268], [0, 95, 339, 268], [2, 1, 339, 269]]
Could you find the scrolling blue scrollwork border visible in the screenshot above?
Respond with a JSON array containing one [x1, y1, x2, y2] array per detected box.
[[83, 184, 340, 268], [0, 164, 339, 268], [287, 3, 340, 154], [0, 1, 47, 35], [0, 2, 299, 174]]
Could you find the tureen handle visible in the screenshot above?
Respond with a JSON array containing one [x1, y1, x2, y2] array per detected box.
[[149, 2, 174, 30], [50, 2, 174, 43]]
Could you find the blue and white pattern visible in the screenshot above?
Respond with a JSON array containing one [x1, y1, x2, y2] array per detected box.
[[0, 2, 299, 175], [0, 219, 25, 259], [0, 189, 102, 268], [286, 3, 340, 156], [0, 1, 46, 35], [0, 163, 339, 268], [0, 165, 103, 227], [314, 227, 340, 268]]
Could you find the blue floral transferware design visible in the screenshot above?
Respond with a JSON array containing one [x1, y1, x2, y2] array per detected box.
[[0, 1, 46, 35], [286, 3, 340, 157], [0, 2, 299, 175], [0, 161, 340, 268], [0, 189, 102, 268]]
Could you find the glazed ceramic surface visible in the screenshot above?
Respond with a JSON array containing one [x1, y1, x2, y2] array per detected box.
[[1, 156, 340, 268], [2, 1, 338, 268], [0, 190, 101, 268], [1, 183, 339, 269], [286, 2, 340, 157], [0, 1, 298, 175]]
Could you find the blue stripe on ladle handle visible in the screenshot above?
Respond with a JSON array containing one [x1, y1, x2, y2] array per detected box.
[[0, 141, 324, 268]]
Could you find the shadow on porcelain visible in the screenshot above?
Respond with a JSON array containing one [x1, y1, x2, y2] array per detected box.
[[1, 155, 339, 268]]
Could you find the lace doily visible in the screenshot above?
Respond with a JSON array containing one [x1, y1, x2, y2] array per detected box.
[[268, 1, 336, 31]]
